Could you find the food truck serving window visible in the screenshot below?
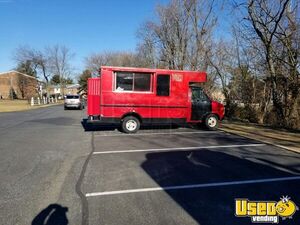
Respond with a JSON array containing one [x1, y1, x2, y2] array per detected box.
[[115, 72, 151, 92], [157, 75, 170, 96]]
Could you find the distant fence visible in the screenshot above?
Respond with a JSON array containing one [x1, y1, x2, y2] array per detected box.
[[30, 97, 58, 106]]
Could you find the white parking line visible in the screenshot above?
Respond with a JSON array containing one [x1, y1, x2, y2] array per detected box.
[[85, 176, 300, 197], [93, 143, 266, 155], [94, 131, 221, 137]]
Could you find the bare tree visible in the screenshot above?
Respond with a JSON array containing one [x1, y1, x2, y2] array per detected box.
[[85, 53, 108, 74], [137, 0, 218, 71], [243, 0, 300, 127], [85, 51, 142, 75], [185, 0, 218, 71], [246, 0, 290, 125], [14, 45, 75, 98], [14, 45, 50, 83], [136, 23, 157, 68], [47, 45, 74, 96], [208, 40, 236, 114]]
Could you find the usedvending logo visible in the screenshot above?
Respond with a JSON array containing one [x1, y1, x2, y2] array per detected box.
[[235, 196, 298, 223]]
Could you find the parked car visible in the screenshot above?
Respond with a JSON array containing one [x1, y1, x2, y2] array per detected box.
[[64, 94, 84, 110]]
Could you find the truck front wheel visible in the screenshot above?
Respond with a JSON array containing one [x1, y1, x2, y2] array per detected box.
[[122, 116, 140, 133], [205, 114, 219, 130]]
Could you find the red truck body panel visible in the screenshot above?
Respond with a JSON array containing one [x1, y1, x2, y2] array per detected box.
[[87, 78, 101, 116], [87, 66, 224, 124]]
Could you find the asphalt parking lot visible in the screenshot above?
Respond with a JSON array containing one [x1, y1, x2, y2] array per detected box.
[[81, 126, 300, 225], [1, 106, 299, 225]]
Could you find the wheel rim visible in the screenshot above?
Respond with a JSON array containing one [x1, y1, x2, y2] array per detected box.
[[207, 117, 217, 127], [126, 120, 137, 131]]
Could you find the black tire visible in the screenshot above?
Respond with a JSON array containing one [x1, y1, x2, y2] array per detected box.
[[64, 106, 68, 110], [121, 116, 140, 133], [205, 114, 219, 130]]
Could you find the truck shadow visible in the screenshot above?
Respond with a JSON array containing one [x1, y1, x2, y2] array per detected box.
[[81, 119, 119, 131], [31, 204, 68, 225], [141, 149, 300, 225]]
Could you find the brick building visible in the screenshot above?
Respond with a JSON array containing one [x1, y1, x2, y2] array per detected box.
[[0, 71, 40, 99]]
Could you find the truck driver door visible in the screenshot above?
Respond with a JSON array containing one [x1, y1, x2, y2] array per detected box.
[[190, 86, 211, 120]]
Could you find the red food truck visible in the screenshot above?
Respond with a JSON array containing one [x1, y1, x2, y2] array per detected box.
[[87, 66, 224, 133]]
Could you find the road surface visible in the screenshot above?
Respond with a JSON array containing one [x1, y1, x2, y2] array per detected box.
[[0, 105, 299, 225]]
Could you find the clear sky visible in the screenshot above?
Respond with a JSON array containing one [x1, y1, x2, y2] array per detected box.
[[0, 0, 232, 76], [0, 0, 169, 74]]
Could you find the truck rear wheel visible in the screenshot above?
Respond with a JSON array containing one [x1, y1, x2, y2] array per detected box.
[[205, 114, 219, 130], [122, 116, 140, 133]]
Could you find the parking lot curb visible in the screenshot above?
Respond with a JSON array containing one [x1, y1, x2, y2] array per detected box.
[[219, 128, 300, 154]]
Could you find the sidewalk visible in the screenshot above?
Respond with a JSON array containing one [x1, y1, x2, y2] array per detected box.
[[0, 100, 62, 113], [220, 122, 300, 153]]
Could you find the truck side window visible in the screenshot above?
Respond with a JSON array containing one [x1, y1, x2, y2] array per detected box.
[[192, 87, 210, 102], [115, 72, 152, 92], [157, 75, 170, 96], [116, 72, 133, 91], [199, 89, 210, 102], [134, 73, 151, 91]]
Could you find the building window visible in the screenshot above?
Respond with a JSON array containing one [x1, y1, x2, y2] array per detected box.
[[115, 72, 151, 92], [157, 75, 170, 96]]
